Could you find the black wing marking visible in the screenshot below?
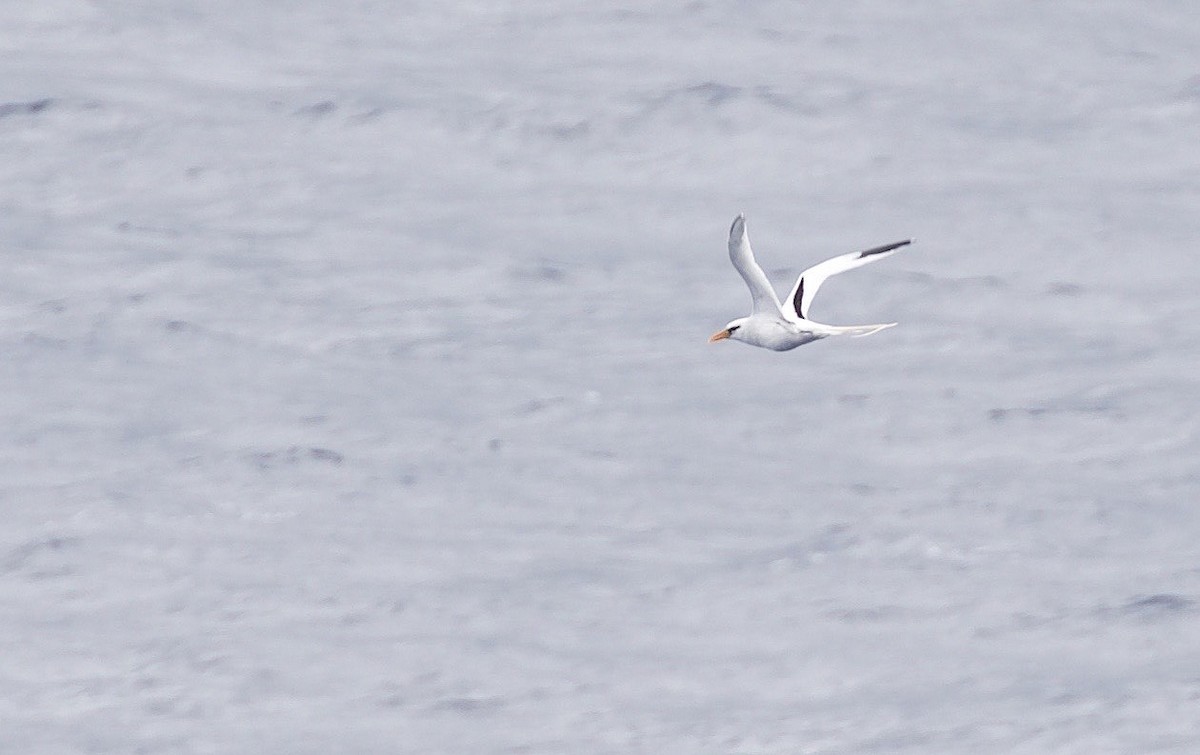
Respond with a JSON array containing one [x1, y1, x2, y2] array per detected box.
[[857, 239, 912, 259], [792, 278, 806, 320]]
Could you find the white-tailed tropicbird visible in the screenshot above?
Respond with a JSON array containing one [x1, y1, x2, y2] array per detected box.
[[709, 214, 911, 351]]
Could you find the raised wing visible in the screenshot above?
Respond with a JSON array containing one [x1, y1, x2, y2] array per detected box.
[[727, 214, 781, 315], [783, 239, 911, 322]]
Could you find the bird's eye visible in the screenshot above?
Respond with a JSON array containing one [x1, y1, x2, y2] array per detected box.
[[728, 325, 740, 332]]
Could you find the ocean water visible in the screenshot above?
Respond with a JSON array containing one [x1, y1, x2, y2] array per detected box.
[[3, 2, 1200, 752]]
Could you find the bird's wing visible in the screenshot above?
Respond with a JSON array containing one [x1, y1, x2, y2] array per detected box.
[[727, 214, 781, 316], [783, 239, 911, 322]]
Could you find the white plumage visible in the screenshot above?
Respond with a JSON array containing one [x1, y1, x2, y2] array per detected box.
[[710, 214, 911, 351]]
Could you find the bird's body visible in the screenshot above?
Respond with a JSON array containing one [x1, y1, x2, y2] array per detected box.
[[710, 214, 910, 351]]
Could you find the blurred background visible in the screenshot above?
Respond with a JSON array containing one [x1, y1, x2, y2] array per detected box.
[[3, 2, 1200, 752]]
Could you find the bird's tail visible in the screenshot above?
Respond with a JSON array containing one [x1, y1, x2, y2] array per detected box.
[[823, 323, 897, 337]]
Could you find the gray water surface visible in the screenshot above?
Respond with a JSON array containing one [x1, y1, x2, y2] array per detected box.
[[3, 3, 1200, 752]]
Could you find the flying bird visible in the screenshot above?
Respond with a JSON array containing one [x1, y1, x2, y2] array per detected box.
[[709, 214, 911, 351]]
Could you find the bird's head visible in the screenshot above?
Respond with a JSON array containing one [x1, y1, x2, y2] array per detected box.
[[708, 319, 745, 344]]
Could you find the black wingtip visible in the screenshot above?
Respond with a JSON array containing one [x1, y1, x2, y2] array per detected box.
[[857, 238, 912, 258]]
